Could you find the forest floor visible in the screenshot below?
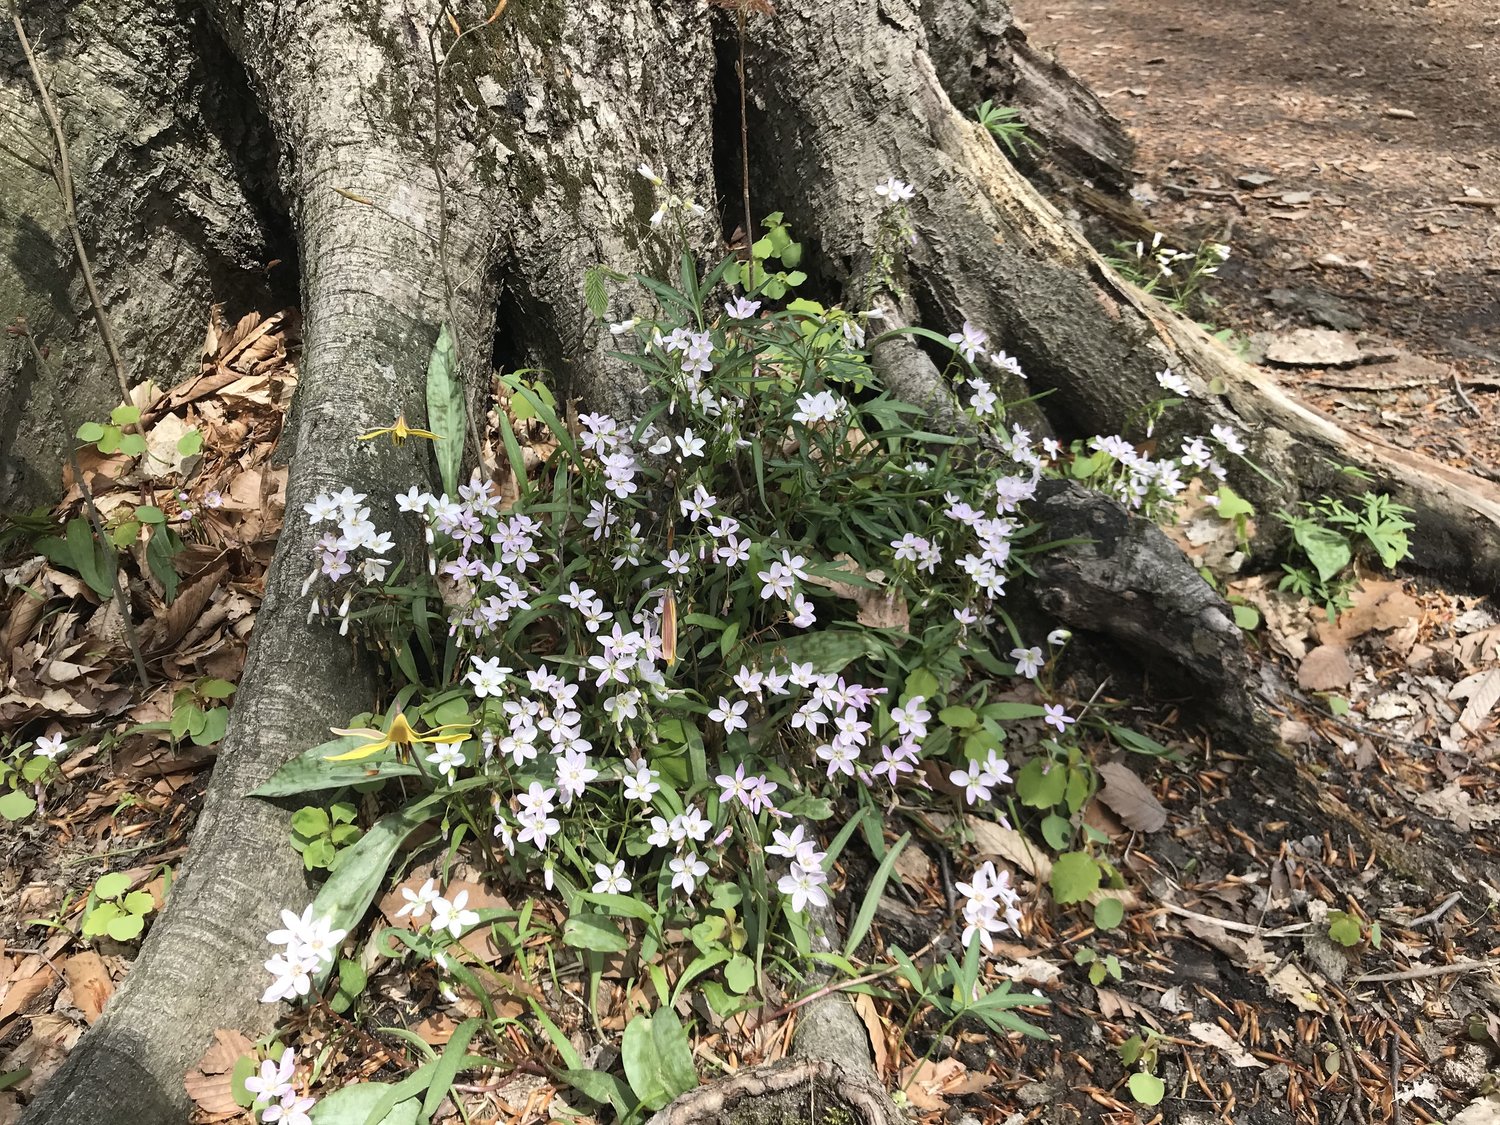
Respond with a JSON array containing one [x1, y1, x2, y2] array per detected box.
[[1014, 0, 1500, 480], [3, 4, 1500, 1122], [1003, 0, 1500, 1121]]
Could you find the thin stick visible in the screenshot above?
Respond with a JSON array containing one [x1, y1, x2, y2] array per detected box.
[[10, 3, 132, 405], [1452, 374, 1481, 418], [1406, 891, 1462, 928], [1351, 958, 1500, 984], [736, 4, 754, 275]]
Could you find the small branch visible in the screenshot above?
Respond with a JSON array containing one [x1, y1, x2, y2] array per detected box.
[[1351, 958, 1500, 984], [1452, 374, 1482, 418], [10, 2, 133, 405], [1406, 891, 1462, 928]]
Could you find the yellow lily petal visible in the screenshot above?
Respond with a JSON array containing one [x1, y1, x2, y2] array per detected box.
[[325, 735, 393, 761]]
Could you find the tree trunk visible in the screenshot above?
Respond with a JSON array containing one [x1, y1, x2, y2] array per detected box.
[[8, 0, 1497, 1122], [0, 0, 285, 509]]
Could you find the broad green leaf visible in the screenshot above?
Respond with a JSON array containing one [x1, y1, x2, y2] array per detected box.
[[119, 432, 147, 457], [308, 797, 441, 987], [759, 629, 875, 674], [0, 790, 37, 820], [1093, 897, 1125, 931], [1232, 603, 1260, 631], [902, 668, 939, 702], [192, 706, 229, 747], [250, 736, 421, 797], [723, 953, 756, 995], [107, 913, 145, 941], [1128, 1072, 1165, 1106], [134, 505, 165, 525], [1293, 523, 1352, 584], [562, 913, 628, 953], [425, 324, 465, 498], [307, 1081, 421, 1125], [1015, 758, 1066, 809], [95, 872, 130, 899], [576, 892, 657, 924], [199, 678, 236, 699], [292, 806, 332, 838], [76, 421, 105, 443], [110, 404, 141, 426], [122, 891, 154, 915], [177, 429, 204, 456], [1049, 852, 1102, 905], [560, 1068, 633, 1115], [938, 705, 977, 729], [82, 903, 121, 937], [1214, 486, 1254, 520], [980, 702, 1046, 720], [146, 525, 181, 603], [621, 1010, 698, 1112]]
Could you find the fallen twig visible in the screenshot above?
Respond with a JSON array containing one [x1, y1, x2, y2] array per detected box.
[[1351, 958, 1500, 984]]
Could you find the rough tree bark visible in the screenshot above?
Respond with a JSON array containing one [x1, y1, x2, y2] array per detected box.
[[0, 0, 286, 509], [6, 0, 1497, 1123]]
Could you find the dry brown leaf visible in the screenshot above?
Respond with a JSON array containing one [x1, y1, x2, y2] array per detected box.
[[1096, 762, 1167, 833], [851, 992, 891, 1080], [1316, 579, 1420, 646], [898, 1057, 994, 1110], [59, 952, 113, 1023], [145, 565, 225, 653], [1297, 644, 1355, 691], [1413, 782, 1500, 832], [1453, 668, 1500, 734], [1265, 963, 1328, 1013], [185, 1028, 255, 1117], [1187, 1021, 1265, 1068], [802, 555, 909, 632]]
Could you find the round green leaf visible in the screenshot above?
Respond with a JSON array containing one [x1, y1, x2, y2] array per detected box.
[[0, 789, 37, 820], [1049, 852, 1102, 905], [562, 913, 628, 953], [76, 422, 106, 442], [1128, 1072, 1165, 1106], [1093, 896, 1126, 931], [123, 890, 156, 916], [110, 404, 141, 426], [119, 432, 148, 457], [95, 872, 130, 900], [83, 903, 122, 938], [106, 912, 144, 941], [723, 954, 755, 995], [291, 806, 332, 837], [177, 429, 204, 455], [134, 505, 166, 525]]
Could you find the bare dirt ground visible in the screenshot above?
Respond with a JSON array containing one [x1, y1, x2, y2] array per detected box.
[[1014, 0, 1500, 478]]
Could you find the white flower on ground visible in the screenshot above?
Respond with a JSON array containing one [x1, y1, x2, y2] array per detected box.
[[1210, 423, 1246, 455], [396, 879, 440, 919], [467, 655, 513, 698], [708, 696, 749, 735], [245, 1047, 296, 1109], [791, 390, 845, 426], [1156, 368, 1191, 396], [669, 852, 708, 896], [261, 950, 318, 1004], [430, 890, 480, 939], [777, 862, 830, 912], [592, 861, 632, 895], [949, 762, 994, 805], [623, 764, 660, 803], [1010, 646, 1044, 680], [873, 177, 915, 203], [1042, 704, 1075, 734], [33, 733, 66, 760], [724, 295, 761, 319], [948, 321, 988, 363], [425, 741, 466, 783], [262, 1093, 317, 1125]]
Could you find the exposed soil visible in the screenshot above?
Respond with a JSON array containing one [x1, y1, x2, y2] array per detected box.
[[1013, 0, 1500, 479]]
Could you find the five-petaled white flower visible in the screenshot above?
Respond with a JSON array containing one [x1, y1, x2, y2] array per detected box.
[[396, 878, 441, 919], [430, 890, 481, 939], [33, 733, 66, 760], [592, 861, 632, 894], [1010, 646, 1044, 680], [708, 696, 749, 735]]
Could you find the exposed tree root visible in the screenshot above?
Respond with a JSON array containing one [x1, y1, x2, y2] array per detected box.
[[750, 0, 1500, 595]]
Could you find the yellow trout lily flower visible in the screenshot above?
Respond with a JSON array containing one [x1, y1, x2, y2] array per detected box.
[[358, 414, 440, 446], [325, 709, 471, 761]]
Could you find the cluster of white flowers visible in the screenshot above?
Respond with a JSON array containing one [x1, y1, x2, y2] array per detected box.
[[955, 860, 1023, 955], [262, 906, 346, 1005], [244, 1047, 316, 1125], [769, 824, 830, 912], [638, 162, 707, 228], [395, 879, 481, 939], [300, 486, 396, 633]]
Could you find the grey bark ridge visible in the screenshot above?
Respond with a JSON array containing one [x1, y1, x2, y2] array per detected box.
[[750, 0, 1500, 595], [0, 0, 282, 509]]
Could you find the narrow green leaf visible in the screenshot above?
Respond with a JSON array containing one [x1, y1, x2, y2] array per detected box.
[[425, 324, 465, 498], [843, 832, 909, 958]]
